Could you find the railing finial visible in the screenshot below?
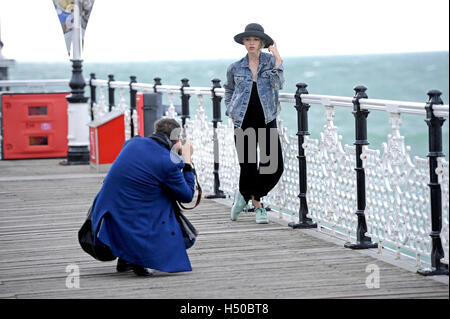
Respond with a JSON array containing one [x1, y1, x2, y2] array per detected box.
[[296, 82, 308, 94], [427, 89, 443, 101], [353, 85, 367, 96], [154, 77, 162, 93]]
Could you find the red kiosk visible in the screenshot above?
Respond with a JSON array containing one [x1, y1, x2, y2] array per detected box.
[[1, 92, 69, 159], [88, 110, 125, 172]]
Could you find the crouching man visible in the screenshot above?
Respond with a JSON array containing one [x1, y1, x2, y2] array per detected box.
[[90, 118, 195, 276]]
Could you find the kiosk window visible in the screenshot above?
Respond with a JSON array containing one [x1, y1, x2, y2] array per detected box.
[[28, 106, 47, 116], [29, 136, 48, 146]]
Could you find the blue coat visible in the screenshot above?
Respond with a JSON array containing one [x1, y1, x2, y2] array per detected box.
[[91, 136, 195, 272]]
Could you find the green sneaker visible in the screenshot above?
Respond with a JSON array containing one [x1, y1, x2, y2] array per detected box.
[[231, 190, 249, 221], [255, 206, 269, 224]]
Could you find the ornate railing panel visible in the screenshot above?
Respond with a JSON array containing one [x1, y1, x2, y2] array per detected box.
[[4, 77, 447, 271], [95, 77, 448, 270]]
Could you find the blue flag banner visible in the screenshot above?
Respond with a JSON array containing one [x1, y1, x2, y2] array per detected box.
[[53, 0, 74, 56], [53, 0, 95, 56]]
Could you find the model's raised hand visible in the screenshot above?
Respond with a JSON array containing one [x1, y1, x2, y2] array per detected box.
[[268, 41, 282, 68]]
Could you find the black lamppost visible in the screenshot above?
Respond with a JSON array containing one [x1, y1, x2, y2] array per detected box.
[[62, 0, 89, 165]]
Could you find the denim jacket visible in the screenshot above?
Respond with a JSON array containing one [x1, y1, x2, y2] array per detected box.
[[224, 52, 284, 128]]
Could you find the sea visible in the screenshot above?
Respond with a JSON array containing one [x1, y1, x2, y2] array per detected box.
[[7, 51, 449, 159]]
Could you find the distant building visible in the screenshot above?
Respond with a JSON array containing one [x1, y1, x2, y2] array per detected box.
[[0, 35, 16, 90]]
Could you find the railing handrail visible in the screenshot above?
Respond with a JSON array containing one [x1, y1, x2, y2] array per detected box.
[[90, 79, 108, 87], [1, 78, 449, 118], [119, 79, 450, 118], [0, 79, 72, 87]]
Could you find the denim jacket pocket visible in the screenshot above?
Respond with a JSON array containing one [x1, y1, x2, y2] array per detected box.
[[234, 75, 245, 87]]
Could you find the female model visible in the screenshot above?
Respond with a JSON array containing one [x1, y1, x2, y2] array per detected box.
[[224, 23, 284, 224]]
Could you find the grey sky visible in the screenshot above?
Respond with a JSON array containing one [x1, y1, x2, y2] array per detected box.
[[0, 0, 449, 62]]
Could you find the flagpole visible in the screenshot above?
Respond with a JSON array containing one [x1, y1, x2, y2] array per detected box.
[[62, 0, 90, 165], [72, 0, 81, 60]]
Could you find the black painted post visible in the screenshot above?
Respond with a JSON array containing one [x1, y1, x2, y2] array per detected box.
[[289, 83, 317, 229], [89, 73, 96, 121], [344, 85, 378, 249], [180, 78, 191, 129], [142, 93, 162, 137], [107, 74, 115, 112], [129, 75, 137, 138], [206, 79, 226, 199], [154, 77, 162, 93], [417, 89, 449, 276]]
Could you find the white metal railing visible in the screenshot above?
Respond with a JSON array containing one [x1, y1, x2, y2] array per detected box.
[[89, 77, 450, 269], [133, 79, 449, 267], [1, 77, 449, 269], [0, 79, 70, 87], [91, 80, 450, 118]]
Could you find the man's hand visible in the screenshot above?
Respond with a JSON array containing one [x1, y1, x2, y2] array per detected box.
[[180, 138, 194, 164]]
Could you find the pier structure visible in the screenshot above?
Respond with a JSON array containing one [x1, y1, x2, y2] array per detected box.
[[83, 75, 449, 274], [0, 76, 449, 298], [1, 76, 449, 273]]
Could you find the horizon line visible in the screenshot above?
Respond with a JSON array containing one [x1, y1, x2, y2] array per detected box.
[[8, 50, 449, 64]]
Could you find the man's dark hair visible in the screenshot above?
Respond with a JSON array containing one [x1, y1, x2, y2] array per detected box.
[[153, 118, 181, 144]]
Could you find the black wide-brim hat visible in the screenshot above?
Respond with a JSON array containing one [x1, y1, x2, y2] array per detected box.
[[234, 23, 274, 48]]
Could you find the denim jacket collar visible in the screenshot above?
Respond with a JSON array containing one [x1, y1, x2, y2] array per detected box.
[[240, 53, 269, 73]]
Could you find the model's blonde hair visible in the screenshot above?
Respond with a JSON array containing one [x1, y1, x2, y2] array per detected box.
[[260, 39, 266, 49]]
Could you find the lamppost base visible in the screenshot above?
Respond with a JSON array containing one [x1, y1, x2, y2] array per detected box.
[[288, 219, 317, 229], [205, 190, 226, 199], [417, 264, 449, 276], [344, 241, 378, 249]]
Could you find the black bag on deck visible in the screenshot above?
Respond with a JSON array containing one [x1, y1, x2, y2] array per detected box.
[[173, 200, 198, 250], [78, 206, 116, 261]]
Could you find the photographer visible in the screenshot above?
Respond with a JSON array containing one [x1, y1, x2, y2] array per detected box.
[[90, 118, 195, 276]]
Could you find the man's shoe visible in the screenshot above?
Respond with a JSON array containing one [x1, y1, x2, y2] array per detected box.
[[132, 265, 153, 277], [116, 258, 133, 272], [255, 207, 269, 224], [231, 190, 249, 221]]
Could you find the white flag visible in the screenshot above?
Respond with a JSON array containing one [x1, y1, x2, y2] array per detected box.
[[53, 0, 95, 55], [53, 0, 74, 56], [80, 0, 95, 49]]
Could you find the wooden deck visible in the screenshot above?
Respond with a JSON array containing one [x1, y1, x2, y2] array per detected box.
[[0, 159, 448, 299]]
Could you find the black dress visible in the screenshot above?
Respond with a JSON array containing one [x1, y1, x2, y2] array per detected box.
[[233, 81, 284, 202]]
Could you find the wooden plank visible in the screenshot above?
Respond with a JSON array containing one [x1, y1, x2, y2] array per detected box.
[[0, 159, 448, 299]]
